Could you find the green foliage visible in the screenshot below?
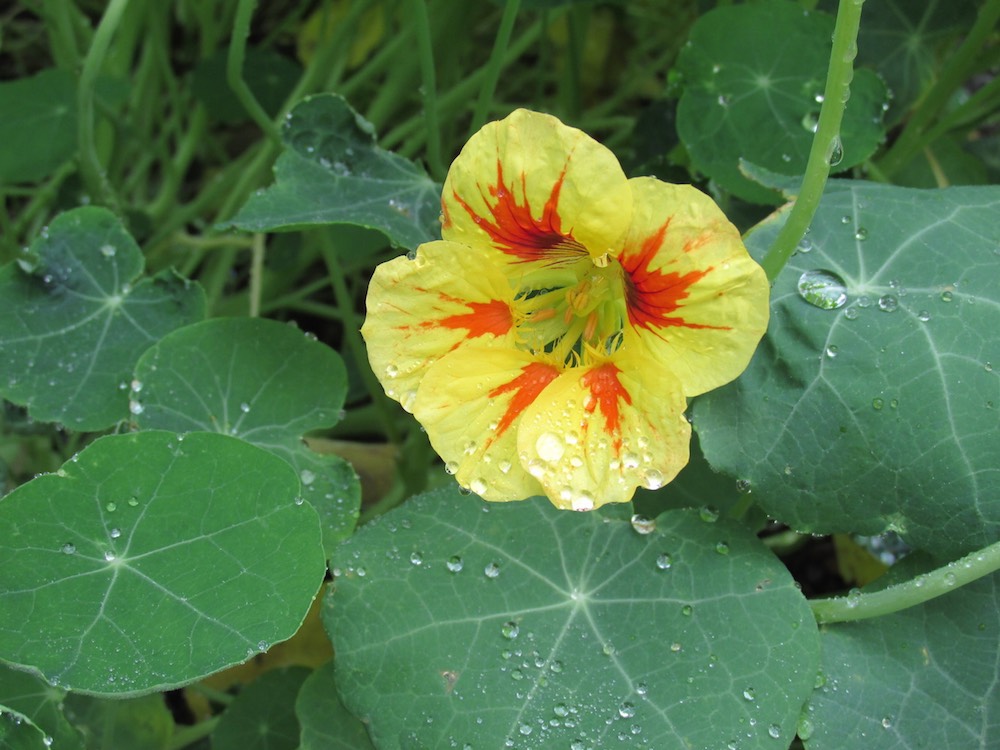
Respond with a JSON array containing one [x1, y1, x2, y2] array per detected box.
[[1, 0, 998, 748]]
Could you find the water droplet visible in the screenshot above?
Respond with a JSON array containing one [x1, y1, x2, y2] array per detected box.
[[986, 362, 994, 373], [130, 379, 143, 393], [825, 345, 839, 358], [501, 621, 520, 639], [127, 496, 139, 507], [715, 541, 730, 555], [854, 227, 868, 241], [843, 306, 860, 320], [239, 402, 251, 413], [410, 551, 423, 566], [104, 550, 116, 562], [743, 688, 756, 701], [630, 514, 656, 535], [700, 505, 720, 522], [61, 542, 76, 555], [797, 716, 814, 740], [129, 400, 144, 415], [109, 528, 121, 539], [917, 310, 931, 322], [768, 724, 782, 739], [846, 587, 862, 608], [872, 398, 884, 410], [877, 295, 898, 312], [385, 364, 399, 378], [655, 553, 673, 570], [681, 604, 694, 617], [446, 555, 464, 573], [943, 571, 956, 586], [535, 432, 565, 462], [717, 94, 731, 107], [642, 468, 664, 489], [825, 136, 843, 167], [881, 716, 893, 729], [300, 469, 316, 485], [801, 111, 819, 133], [670, 641, 682, 652], [484, 562, 501, 578], [736, 478, 752, 494], [797, 269, 848, 309], [106, 501, 117, 512], [618, 702, 636, 719], [796, 237, 814, 253], [940, 290, 953, 302], [444, 461, 459, 475], [470, 477, 488, 495]]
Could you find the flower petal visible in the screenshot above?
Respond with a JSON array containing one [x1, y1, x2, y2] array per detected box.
[[361, 240, 516, 411], [515, 349, 690, 510], [442, 109, 632, 269], [412, 347, 560, 501], [619, 178, 769, 397]]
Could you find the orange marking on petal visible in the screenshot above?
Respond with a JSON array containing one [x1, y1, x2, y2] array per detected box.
[[488, 362, 560, 438], [451, 160, 587, 265], [582, 364, 632, 451], [621, 219, 730, 334], [435, 299, 513, 339]]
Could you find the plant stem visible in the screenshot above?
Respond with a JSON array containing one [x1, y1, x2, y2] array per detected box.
[[248, 233, 265, 317], [469, 0, 522, 135], [409, 0, 446, 181], [811, 538, 1000, 624], [77, 0, 130, 210], [876, 0, 1000, 177], [165, 718, 220, 750], [228, 0, 283, 144], [758, 0, 865, 283]]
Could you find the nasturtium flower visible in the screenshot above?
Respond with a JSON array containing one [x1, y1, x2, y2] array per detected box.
[[362, 109, 768, 510]]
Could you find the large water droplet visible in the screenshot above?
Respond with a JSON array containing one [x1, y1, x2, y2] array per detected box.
[[877, 294, 898, 312], [484, 562, 501, 578], [630, 514, 656, 535], [535, 432, 565, 462], [825, 136, 843, 167], [798, 269, 848, 310], [655, 552, 673, 570], [446, 555, 464, 573]]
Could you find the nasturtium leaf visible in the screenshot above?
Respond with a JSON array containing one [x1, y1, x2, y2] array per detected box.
[[132, 317, 361, 549], [0, 69, 75, 184], [225, 94, 441, 250], [213, 667, 310, 750], [0, 665, 84, 750], [0, 207, 205, 431], [0, 431, 324, 696], [323, 487, 819, 750], [0, 708, 49, 750], [190, 47, 302, 125], [804, 572, 1000, 749], [675, 0, 887, 203], [61, 693, 172, 750], [297, 660, 376, 750], [820, 0, 979, 126], [695, 182, 1000, 558]]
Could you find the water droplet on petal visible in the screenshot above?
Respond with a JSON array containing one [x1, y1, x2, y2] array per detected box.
[[797, 269, 848, 310], [535, 432, 565, 462]]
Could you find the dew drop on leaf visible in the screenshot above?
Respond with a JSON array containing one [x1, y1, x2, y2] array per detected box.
[[797, 269, 848, 310], [501, 621, 520, 640], [60, 542, 76, 555], [484, 562, 501, 578], [655, 553, 673, 570], [630, 514, 656, 535], [446, 555, 463, 573]]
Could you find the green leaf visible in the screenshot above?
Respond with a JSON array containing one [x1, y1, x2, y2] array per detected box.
[[820, 0, 979, 126], [0, 708, 49, 750], [61, 693, 172, 750], [132, 317, 361, 549], [675, 0, 887, 203], [0, 207, 206, 431], [297, 660, 375, 750], [213, 667, 310, 750], [190, 47, 302, 125], [803, 572, 1000, 749], [0, 69, 76, 184], [225, 94, 442, 250], [695, 182, 1000, 558], [0, 431, 324, 696], [323, 487, 819, 750], [0, 665, 84, 750]]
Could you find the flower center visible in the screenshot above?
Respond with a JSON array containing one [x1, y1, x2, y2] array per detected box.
[[514, 254, 627, 367]]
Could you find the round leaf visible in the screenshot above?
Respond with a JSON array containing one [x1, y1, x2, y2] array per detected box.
[[132, 317, 360, 548], [323, 487, 819, 749], [213, 667, 310, 750], [696, 182, 1000, 558], [675, 1, 887, 203], [0, 665, 84, 750], [0, 431, 324, 695], [297, 660, 375, 750], [0, 208, 205, 431]]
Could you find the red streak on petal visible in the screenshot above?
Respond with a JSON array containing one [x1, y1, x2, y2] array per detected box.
[[434, 299, 513, 340], [621, 220, 729, 333], [488, 362, 560, 438], [451, 160, 586, 264], [582, 364, 632, 451]]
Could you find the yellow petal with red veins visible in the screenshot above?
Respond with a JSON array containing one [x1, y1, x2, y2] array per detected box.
[[515, 350, 690, 510], [412, 347, 559, 501], [619, 178, 769, 397], [361, 241, 516, 411], [441, 109, 633, 271]]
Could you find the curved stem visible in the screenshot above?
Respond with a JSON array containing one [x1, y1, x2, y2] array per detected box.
[[469, 0, 522, 135], [228, 0, 282, 144], [77, 0, 130, 209], [811, 538, 1000, 624], [758, 0, 865, 282], [409, 0, 446, 181]]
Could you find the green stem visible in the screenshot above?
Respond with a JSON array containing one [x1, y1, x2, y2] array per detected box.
[[317, 236, 401, 444], [469, 0, 522, 135], [409, 0, 446, 181], [877, 0, 1000, 177], [759, 0, 865, 283], [165, 718, 220, 750], [811, 538, 1000, 624], [228, 0, 282, 144], [77, 0, 130, 209], [41, 0, 82, 69], [248, 233, 265, 317]]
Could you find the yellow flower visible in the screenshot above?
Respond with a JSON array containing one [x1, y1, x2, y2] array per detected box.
[[362, 109, 768, 510]]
